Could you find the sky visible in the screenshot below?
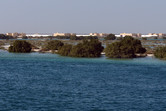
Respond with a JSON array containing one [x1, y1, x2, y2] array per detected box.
[[0, 0, 166, 34]]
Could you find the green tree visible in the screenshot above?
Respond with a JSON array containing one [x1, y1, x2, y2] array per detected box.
[[9, 40, 32, 53], [58, 39, 103, 57], [105, 36, 146, 58], [154, 46, 166, 59], [58, 44, 73, 56], [46, 40, 64, 50], [120, 36, 146, 53], [104, 34, 116, 40], [0, 34, 13, 39], [70, 35, 79, 40], [70, 39, 104, 57]]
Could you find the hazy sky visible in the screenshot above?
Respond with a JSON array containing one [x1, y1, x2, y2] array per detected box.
[[0, 0, 166, 34]]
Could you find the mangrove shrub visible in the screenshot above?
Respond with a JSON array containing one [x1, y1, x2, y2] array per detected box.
[[46, 40, 64, 50], [9, 40, 32, 53], [58, 44, 73, 56], [154, 46, 166, 59], [104, 34, 116, 40], [105, 36, 146, 58], [58, 39, 104, 57]]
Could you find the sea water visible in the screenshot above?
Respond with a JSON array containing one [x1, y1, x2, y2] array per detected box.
[[0, 50, 166, 111]]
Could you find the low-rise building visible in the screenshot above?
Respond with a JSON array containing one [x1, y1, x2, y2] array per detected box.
[[158, 33, 166, 37], [26, 33, 51, 37], [141, 34, 158, 38], [115, 35, 122, 37], [120, 33, 139, 37], [53, 32, 76, 37], [148, 33, 158, 36], [6, 32, 26, 37], [89, 33, 108, 37], [64, 33, 76, 36], [53, 32, 65, 36]]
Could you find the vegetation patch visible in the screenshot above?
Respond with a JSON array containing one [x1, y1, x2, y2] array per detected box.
[[9, 40, 32, 53], [105, 36, 146, 58], [58, 39, 104, 57], [45, 40, 64, 50], [154, 46, 166, 59]]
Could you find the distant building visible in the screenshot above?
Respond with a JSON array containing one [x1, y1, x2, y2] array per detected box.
[[6, 32, 26, 37], [99, 33, 109, 37], [6, 33, 12, 36], [148, 33, 158, 36], [53, 32, 76, 37], [120, 33, 140, 37], [53, 32, 65, 36], [26, 33, 51, 37], [89, 33, 99, 36], [141, 33, 158, 38], [141, 34, 158, 38], [158, 33, 166, 37], [89, 33, 108, 37], [115, 35, 121, 37], [65, 33, 76, 36], [141, 33, 166, 37], [137, 33, 142, 37]]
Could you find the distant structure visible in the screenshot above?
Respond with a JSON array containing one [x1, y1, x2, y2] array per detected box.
[[6, 33, 26, 37], [115, 34, 121, 37], [158, 33, 165, 37], [53, 32, 65, 36], [158, 33, 166, 37], [76, 34, 92, 37], [53, 32, 76, 36], [4, 32, 166, 38], [120, 33, 141, 37], [141, 33, 159, 38], [89, 33, 108, 37], [26, 33, 51, 37]]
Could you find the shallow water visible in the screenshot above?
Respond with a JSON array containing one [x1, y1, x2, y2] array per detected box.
[[0, 50, 166, 111]]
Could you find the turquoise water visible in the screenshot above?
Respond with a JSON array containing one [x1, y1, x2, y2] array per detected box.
[[0, 50, 166, 111]]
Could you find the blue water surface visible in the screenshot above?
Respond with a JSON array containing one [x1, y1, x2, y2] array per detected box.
[[0, 50, 166, 111]]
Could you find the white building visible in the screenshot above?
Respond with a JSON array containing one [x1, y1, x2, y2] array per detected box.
[[141, 35, 158, 37], [115, 35, 122, 37], [26, 34, 51, 37]]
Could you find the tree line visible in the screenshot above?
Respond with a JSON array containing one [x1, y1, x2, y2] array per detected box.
[[0, 34, 14, 39], [8, 36, 166, 59]]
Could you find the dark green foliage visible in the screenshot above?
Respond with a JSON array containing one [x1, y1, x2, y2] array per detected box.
[[105, 36, 146, 58], [116, 37, 123, 40], [154, 46, 166, 59], [58, 39, 104, 57], [142, 37, 147, 40], [83, 36, 98, 40], [162, 37, 166, 39], [120, 36, 146, 54], [9, 40, 32, 53], [58, 44, 73, 56], [105, 42, 135, 58], [55, 36, 70, 39], [22, 36, 28, 39], [104, 34, 116, 40], [70, 39, 103, 57], [70, 35, 79, 40], [153, 37, 158, 39], [46, 40, 64, 50], [0, 34, 13, 39]]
